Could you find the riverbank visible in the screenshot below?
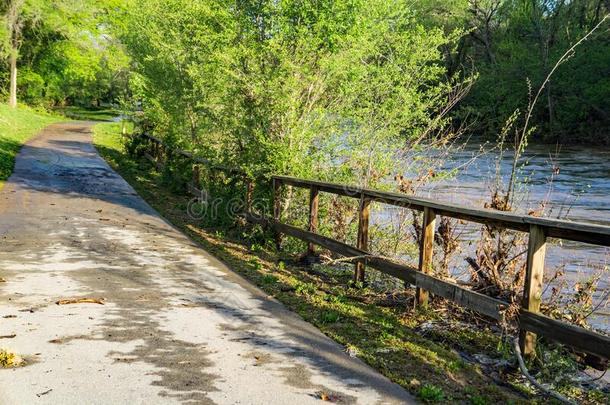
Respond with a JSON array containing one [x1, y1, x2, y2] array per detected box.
[[93, 122, 609, 404]]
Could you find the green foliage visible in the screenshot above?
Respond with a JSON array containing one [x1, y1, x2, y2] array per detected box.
[[124, 132, 148, 158], [417, 383, 445, 402], [454, 0, 610, 144], [249, 258, 263, 271], [17, 68, 45, 103], [0, 0, 130, 107], [293, 281, 317, 296], [118, 0, 467, 190], [320, 310, 341, 324], [470, 394, 490, 405], [261, 274, 278, 285]]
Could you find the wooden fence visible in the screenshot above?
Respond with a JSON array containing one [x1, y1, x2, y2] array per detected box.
[[138, 132, 610, 361]]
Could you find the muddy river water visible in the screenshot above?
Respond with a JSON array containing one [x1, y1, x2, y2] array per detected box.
[[410, 143, 609, 330]]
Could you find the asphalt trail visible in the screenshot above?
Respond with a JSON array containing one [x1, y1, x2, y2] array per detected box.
[[0, 122, 414, 404]]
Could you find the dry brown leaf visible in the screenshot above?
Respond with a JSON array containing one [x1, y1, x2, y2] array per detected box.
[[317, 392, 341, 402], [0, 334, 16, 339], [56, 297, 105, 305]]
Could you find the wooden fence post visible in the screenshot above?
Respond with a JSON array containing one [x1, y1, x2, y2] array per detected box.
[[307, 185, 319, 257], [520, 224, 547, 357], [354, 194, 370, 283], [416, 207, 436, 307], [192, 164, 200, 191], [273, 178, 282, 249]]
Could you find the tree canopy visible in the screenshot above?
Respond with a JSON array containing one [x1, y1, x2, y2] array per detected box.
[[1, 0, 609, 147], [116, 0, 470, 186], [0, 0, 129, 107]]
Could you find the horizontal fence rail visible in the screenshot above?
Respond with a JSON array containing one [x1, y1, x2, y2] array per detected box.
[[136, 132, 610, 361], [268, 176, 610, 360], [274, 176, 610, 247]]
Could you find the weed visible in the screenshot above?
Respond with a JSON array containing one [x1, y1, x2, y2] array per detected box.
[[320, 310, 340, 324], [325, 294, 347, 305], [249, 258, 263, 271], [293, 281, 316, 296], [418, 384, 445, 403], [261, 274, 278, 285], [471, 394, 489, 405], [250, 243, 263, 252]]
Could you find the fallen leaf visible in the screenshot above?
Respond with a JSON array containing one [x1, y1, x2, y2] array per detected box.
[[317, 391, 341, 402], [48, 339, 63, 344], [0, 334, 16, 339], [0, 278, 5, 283], [2, 315, 16, 318], [0, 349, 23, 368], [56, 297, 105, 305]]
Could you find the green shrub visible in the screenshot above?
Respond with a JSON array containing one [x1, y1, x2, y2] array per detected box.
[[417, 384, 445, 403]]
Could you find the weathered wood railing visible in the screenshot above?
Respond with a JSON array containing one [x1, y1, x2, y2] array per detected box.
[[256, 176, 610, 360], [137, 132, 610, 361], [140, 132, 255, 211]]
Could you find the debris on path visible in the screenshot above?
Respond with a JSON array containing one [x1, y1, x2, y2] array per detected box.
[[0, 334, 16, 339], [0, 349, 24, 368], [56, 297, 105, 305]]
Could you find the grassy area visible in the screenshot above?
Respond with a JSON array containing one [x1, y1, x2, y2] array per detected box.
[[0, 104, 63, 188], [93, 122, 607, 405], [56, 106, 119, 121]]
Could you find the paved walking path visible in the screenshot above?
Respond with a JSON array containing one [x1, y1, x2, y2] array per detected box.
[[0, 122, 414, 404]]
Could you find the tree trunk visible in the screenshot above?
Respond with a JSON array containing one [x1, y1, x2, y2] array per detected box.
[[9, 50, 18, 108], [7, 0, 25, 108]]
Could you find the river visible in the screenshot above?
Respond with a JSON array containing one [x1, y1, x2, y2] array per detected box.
[[411, 142, 609, 331]]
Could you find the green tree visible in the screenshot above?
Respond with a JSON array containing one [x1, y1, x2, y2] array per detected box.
[[1, 0, 129, 107], [119, 0, 469, 188], [458, 0, 610, 143]]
